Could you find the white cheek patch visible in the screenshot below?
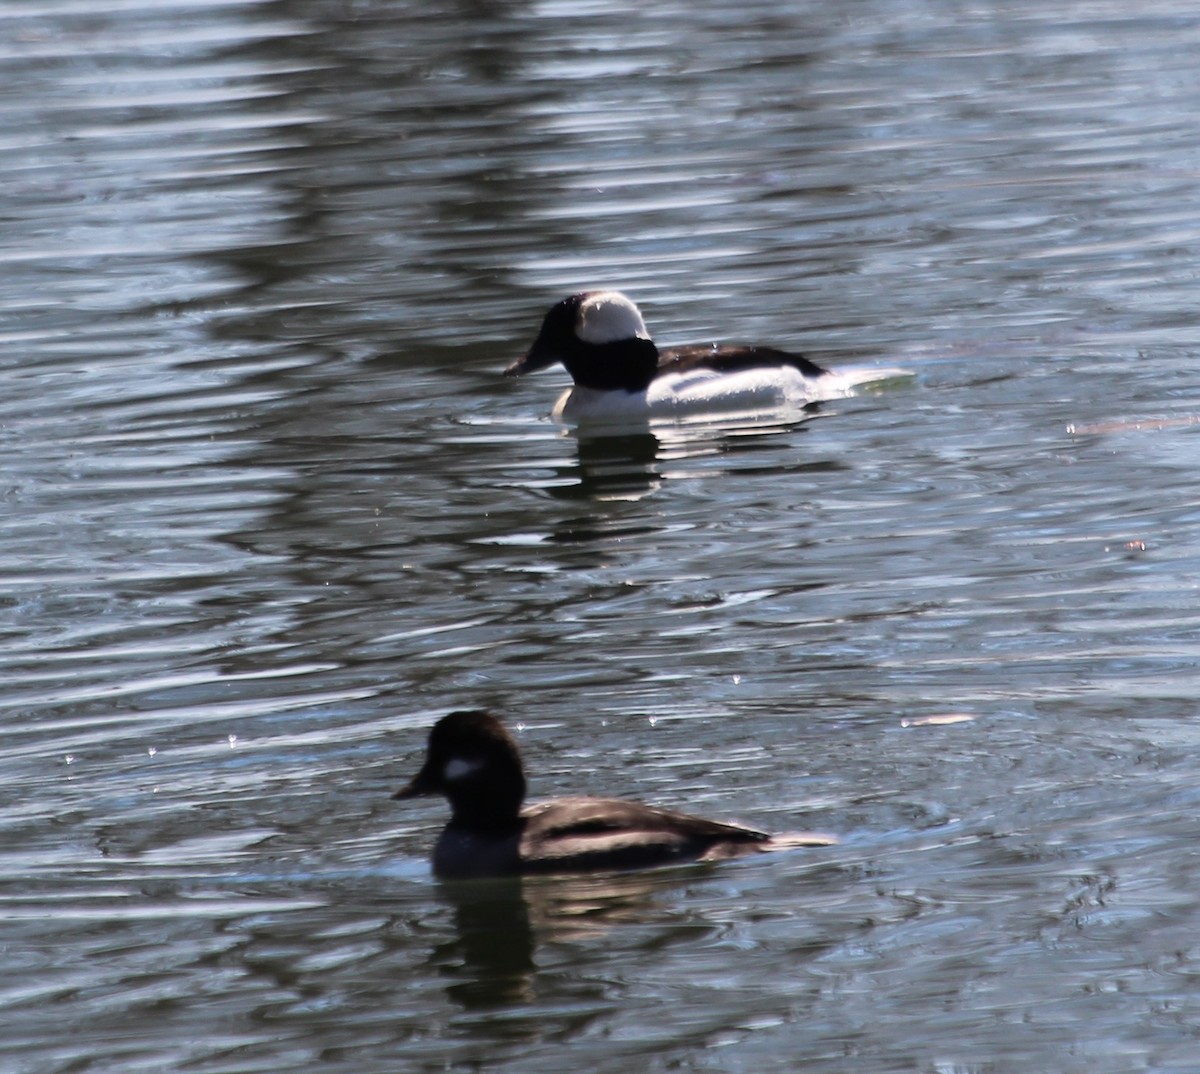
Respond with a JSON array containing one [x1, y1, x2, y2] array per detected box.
[[443, 756, 483, 782], [577, 291, 649, 345]]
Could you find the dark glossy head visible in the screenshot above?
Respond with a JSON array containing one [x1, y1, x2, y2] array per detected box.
[[393, 710, 527, 831], [505, 291, 660, 391], [504, 293, 587, 377]]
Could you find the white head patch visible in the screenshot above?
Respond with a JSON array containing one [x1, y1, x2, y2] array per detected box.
[[576, 291, 650, 345], [443, 756, 483, 782]]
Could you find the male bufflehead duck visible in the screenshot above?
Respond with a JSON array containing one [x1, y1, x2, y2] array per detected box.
[[394, 710, 835, 879], [505, 290, 876, 425]]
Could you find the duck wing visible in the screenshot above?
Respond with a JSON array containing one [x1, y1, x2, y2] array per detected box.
[[518, 797, 770, 873], [658, 344, 827, 379]]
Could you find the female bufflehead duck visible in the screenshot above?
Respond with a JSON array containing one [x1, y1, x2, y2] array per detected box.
[[394, 710, 835, 879], [505, 290, 876, 425]]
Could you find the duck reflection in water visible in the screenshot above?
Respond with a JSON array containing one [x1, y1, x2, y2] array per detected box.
[[426, 875, 534, 1009], [552, 429, 663, 502], [426, 869, 693, 1010], [548, 415, 829, 506]]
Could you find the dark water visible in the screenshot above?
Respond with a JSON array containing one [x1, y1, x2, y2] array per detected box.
[[4, 1, 1200, 1070]]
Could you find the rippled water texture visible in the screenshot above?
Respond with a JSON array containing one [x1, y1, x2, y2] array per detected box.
[[4, 1, 1200, 1071]]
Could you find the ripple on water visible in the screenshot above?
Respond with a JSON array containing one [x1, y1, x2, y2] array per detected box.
[[4, 0, 1200, 1072]]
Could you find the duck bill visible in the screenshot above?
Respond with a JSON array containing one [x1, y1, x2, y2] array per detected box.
[[392, 768, 436, 800], [504, 343, 559, 377]]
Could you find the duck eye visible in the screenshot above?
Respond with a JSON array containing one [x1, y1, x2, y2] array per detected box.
[[442, 756, 483, 782]]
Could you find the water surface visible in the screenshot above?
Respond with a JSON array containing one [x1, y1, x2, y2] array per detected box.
[[3, 1, 1200, 1071]]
